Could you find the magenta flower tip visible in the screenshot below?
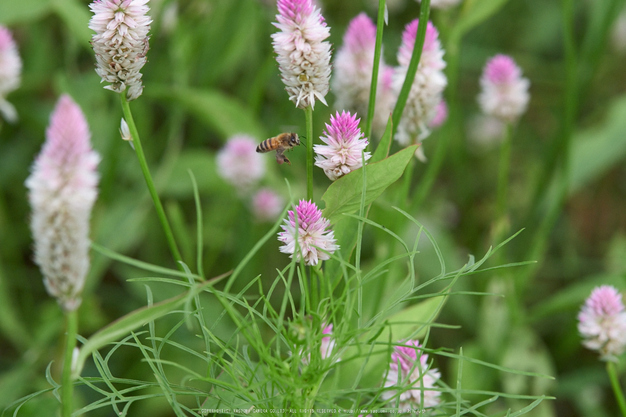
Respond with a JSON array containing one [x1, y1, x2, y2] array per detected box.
[[478, 54, 530, 123]]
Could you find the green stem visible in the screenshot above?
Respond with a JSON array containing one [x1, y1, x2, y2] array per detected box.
[[391, 0, 430, 130], [120, 92, 183, 267], [496, 123, 513, 223], [61, 309, 78, 417], [607, 361, 626, 417], [364, 0, 386, 140], [305, 106, 314, 201]]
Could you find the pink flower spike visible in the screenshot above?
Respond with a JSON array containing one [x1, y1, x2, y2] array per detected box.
[[272, 0, 332, 109], [578, 285, 626, 361], [393, 19, 447, 148], [216, 135, 266, 192], [314, 111, 371, 181], [478, 54, 530, 123], [252, 188, 284, 222], [0, 26, 22, 122], [382, 340, 441, 411], [89, 0, 152, 101], [26, 95, 101, 312], [277, 200, 338, 266]]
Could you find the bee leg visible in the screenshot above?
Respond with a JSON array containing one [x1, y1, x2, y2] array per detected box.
[[275, 149, 290, 165]]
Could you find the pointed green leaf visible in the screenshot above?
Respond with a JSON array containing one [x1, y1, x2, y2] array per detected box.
[[322, 145, 417, 224]]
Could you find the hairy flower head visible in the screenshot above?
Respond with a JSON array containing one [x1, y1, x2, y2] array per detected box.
[[26, 95, 100, 311], [0, 26, 22, 122], [478, 54, 530, 123], [89, 0, 152, 101]]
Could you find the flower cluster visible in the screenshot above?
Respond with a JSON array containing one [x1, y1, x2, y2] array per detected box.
[[26, 95, 100, 311], [278, 200, 338, 266], [216, 135, 266, 192], [478, 54, 530, 123], [0, 26, 22, 122], [382, 340, 441, 411], [314, 111, 371, 181], [89, 0, 152, 101], [394, 19, 447, 148], [578, 285, 626, 361], [271, 0, 332, 109], [332, 13, 394, 134]]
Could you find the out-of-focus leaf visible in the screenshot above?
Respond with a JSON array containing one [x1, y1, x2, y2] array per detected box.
[[51, 0, 92, 50], [161, 150, 230, 198], [450, 0, 510, 41], [148, 86, 264, 139], [0, 0, 51, 24], [322, 145, 417, 224]]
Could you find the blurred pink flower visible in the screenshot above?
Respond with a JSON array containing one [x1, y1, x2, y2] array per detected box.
[[277, 200, 338, 265], [26, 95, 100, 311], [478, 54, 530, 123], [394, 20, 447, 148], [429, 99, 447, 129], [382, 340, 441, 411], [271, 0, 331, 109], [314, 111, 371, 181], [302, 322, 337, 365], [216, 135, 266, 191], [0, 26, 22, 122], [578, 285, 626, 361], [89, 0, 152, 100], [252, 188, 284, 221], [332, 13, 394, 134]]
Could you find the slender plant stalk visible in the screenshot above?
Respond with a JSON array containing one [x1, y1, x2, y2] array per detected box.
[[496, 123, 513, 224], [120, 92, 183, 267], [61, 309, 78, 417], [305, 106, 314, 201], [607, 361, 626, 417], [364, 0, 386, 140], [391, 0, 431, 131]]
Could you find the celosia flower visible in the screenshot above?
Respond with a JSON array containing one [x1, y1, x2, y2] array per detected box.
[[252, 188, 284, 222], [394, 19, 447, 147], [271, 0, 332, 109], [478, 54, 530, 123], [332, 13, 394, 134], [26, 95, 100, 312], [382, 340, 441, 411], [89, 0, 152, 101], [278, 200, 338, 266], [0, 26, 22, 123], [216, 135, 265, 191], [418, 0, 462, 9], [578, 285, 626, 361], [314, 111, 371, 181]]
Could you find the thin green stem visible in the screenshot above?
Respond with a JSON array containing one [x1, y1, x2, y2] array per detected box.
[[364, 0, 386, 140], [496, 123, 513, 223], [120, 92, 183, 268], [305, 106, 314, 201], [61, 309, 78, 417], [391, 0, 430, 131], [607, 361, 626, 417]]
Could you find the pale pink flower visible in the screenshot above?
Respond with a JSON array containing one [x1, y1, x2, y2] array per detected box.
[[578, 285, 626, 361], [418, 0, 462, 9], [0, 26, 22, 122], [89, 0, 152, 101], [429, 99, 447, 129], [216, 135, 266, 191], [26, 95, 100, 312], [252, 188, 284, 222], [332, 13, 394, 135], [271, 0, 332, 109], [382, 340, 441, 411], [314, 111, 371, 181], [277, 200, 338, 266], [478, 54, 530, 123], [394, 20, 447, 148]]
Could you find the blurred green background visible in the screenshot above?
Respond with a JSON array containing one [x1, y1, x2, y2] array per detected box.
[[0, 0, 625, 415]]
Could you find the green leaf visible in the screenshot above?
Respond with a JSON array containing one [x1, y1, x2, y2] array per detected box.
[[147, 86, 265, 139], [0, 0, 51, 24], [51, 0, 92, 50], [370, 116, 393, 164], [322, 145, 418, 224], [450, 0, 511, 41], [73, 281, 212, 377]]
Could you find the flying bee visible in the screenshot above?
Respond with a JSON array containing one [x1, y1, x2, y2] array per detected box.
[[256, 132, 300, 165]]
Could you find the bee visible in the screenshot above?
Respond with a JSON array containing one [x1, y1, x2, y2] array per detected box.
[[256, 132, 300, 165]]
